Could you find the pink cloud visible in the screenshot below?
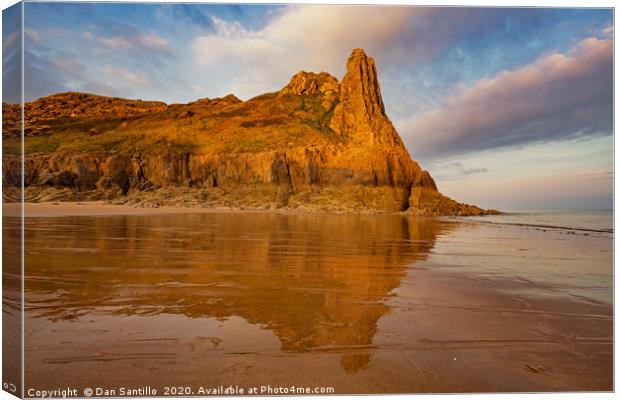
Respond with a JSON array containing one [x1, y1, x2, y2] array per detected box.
[[99, 36, 132, 51], [84, 30, 170, 54], [4, 31, 18, 48], [136, 31, 170, 52], [104, 66, 152, 86], [400, 29, 613, 158]]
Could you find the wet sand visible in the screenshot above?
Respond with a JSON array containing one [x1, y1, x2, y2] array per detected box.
[[7, 201, 400, 219], [9, 202, 272, 217], [4, 206, 612, 394]]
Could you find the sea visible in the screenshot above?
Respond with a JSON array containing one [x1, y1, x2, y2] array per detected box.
[[452, 209, 613, 236]]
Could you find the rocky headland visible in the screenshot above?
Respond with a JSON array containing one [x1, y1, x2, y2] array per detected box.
[[2, 49, 496, 216]]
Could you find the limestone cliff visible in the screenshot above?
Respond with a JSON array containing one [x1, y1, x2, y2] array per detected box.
[[2, 49, 495, 215]]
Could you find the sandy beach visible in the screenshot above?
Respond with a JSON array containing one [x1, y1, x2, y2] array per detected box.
[[8, 201, 258, 217], [6, 201, 407, 218], [3, 206, 611, 394]]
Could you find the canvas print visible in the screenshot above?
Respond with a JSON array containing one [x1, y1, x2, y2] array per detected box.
[[2, 2, 614, 397]]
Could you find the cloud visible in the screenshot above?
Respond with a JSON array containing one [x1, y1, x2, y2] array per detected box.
[[53, 56, 86, 75], [4, 31, 18, 48], [3, 31, 21, 104], [426, 135, 612, 210], [433, 162, 488, 181], [579, 170, 613, 179], [84, 30, 171, 54], [99, 35, 132, 51], [22, 24, 170, 101], [260, 6, 505, 72], [25, 51, 122, 100], [398, 28, 613, 160], [189, 6, 505, 99], [104, 66, 152, 86], [154, 4, 214, 31], [25, 28, 41, 44], [137, 32, 170, 52]]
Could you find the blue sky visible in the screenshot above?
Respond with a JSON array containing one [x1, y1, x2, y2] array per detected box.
[[3, 3, 614, 209]]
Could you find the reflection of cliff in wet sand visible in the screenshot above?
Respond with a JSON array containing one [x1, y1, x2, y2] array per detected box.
[[3, 49, 496, 215], [19, 212, 612, 393], [21, 213, 449, 374]]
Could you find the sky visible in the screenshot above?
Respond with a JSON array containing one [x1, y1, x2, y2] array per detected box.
[[2, 3, 614, 210]]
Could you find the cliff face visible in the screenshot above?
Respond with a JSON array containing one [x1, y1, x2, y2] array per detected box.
[[3, 49, 494, 215]]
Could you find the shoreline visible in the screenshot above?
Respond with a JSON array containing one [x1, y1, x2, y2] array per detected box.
[[3, 203, 611, 238], [5, 201, 422, 218]]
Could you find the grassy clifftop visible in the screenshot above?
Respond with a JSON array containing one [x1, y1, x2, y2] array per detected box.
[[4, 90, 341, 157]]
